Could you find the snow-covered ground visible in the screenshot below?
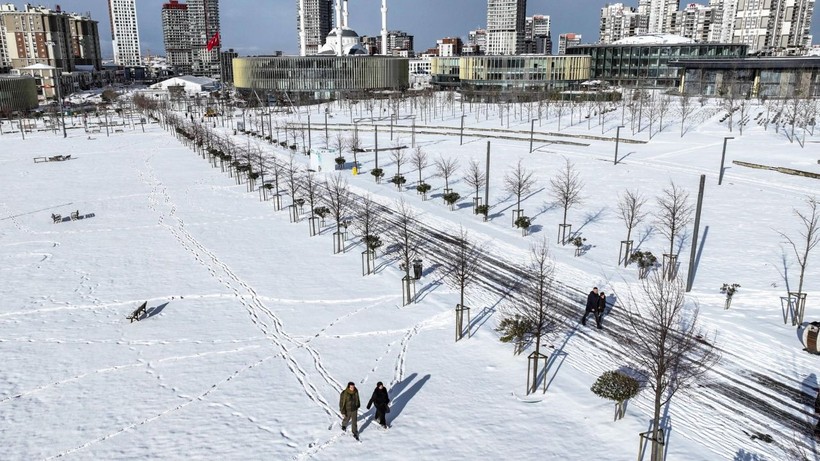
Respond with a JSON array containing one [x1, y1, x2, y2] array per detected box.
[[1, 94, 818, 460]]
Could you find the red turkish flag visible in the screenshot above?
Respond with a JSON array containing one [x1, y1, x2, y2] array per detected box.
[[206, 32, 220, 51]]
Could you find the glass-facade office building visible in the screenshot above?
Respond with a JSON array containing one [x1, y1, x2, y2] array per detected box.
[[430, 55, 591, 93], [233, 56, 409, 102], [565, 43, 747, 87], [0, 75, 39, 114], [671, 57, 820, 98]]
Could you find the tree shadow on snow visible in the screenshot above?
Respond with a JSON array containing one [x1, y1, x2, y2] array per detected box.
[[733, 448, 768, 461], [574, 207, 606, 234]]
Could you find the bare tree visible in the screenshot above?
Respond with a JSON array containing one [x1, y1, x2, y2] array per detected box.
[[330, 130, 347, 157], [388, 199, 422, 304], [763, 96, 780, 132], [655, 182, 693, 276], [444, 226, 483, 340], [285, 154, 302, 206], [778, 196, 819, 325], [348, 129, 363, 167], [719, 75, 737, 133], [463, 159, 487, 203], [784, 91, 806, 143], [549, 157, 584, 232], [410, 146, 429, 185], [323, 173, 354, 253], [434, 155, 460, 191], [503, 159, 536, 217], [618, 272, 719, 461], [389, 142, 409, 187], [354, 194, 384, 274], [618, 189, 649, 245], [677, 93, 696, 137], [656, 94, 671, 134], [496, 238, 562, 393]]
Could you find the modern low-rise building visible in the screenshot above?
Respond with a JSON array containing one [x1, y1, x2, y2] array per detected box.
[[671, 56, 820, 97], [0, 74, 39, 114], [430, 55, 590, 94], [232, 56, 409, 102], [566, 35, 747, 87]]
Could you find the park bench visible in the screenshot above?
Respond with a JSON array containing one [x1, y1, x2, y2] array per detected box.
[[51, 213, 61, 223], [127, 301, 147, 323], [70, 210, 80, 221], [114, 129, 124, 133]]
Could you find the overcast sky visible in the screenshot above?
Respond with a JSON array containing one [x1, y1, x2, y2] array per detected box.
[[44, 0, 820, 58]]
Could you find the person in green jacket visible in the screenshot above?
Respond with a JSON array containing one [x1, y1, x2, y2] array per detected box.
[[339, 382, 361, 440]]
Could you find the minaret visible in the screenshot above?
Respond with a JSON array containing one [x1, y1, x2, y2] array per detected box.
[[343, 0, 349, 28], [335, 0, 342, 56], [298, 0, 306, 56], [381, 0, 388, 55]]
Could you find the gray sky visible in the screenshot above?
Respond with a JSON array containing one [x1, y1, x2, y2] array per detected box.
[[45, 0, 820, 58]]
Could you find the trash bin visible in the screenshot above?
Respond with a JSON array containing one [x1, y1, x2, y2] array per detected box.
[[352, 166, 358, 176], [412, 259, 422, 280], [805, 322, 820, 354]]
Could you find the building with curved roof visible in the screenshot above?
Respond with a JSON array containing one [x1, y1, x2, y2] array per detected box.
[[232, 56, 408, 103]]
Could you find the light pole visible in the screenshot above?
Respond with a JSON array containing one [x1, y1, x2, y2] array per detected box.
[[614, 125, 624, 165], [459, 114, 466, 145], [307, 114, 312, 153], [718, 136, 734, 185], [54, 68, 67, 138], [529, 118, 537, 153]]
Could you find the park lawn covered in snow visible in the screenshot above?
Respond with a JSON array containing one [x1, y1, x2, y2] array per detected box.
[[0, 94, 818, 460]]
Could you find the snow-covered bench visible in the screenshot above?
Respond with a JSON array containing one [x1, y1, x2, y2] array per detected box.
[[127, 302, 147, 323], [51, 213, 62, 223]]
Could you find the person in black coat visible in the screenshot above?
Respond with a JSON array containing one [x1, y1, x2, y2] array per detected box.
[[367, 381, 390, 428], [595, 292, 608, 330], [581, 287, 599, 326]]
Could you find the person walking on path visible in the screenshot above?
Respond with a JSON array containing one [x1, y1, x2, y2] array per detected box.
[[581, 287, 599, 326], [596, 292, 608, 330], [367, 381, 391, 428], [340, 382, 361, 440]]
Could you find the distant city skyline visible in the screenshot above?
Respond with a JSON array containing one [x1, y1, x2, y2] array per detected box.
[[28, 0, 820, 58]]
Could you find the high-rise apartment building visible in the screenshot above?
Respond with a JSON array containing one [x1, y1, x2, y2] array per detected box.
[[466, 29, 488, 55], [1, 4, 75, 71], [108, 0, 142, 66], [486, 0, 527, 55], [67, 13, 103, 69], [524, 15, 552, 54], [674, 3, 715, 42], [220, 48, 237, 83], [297, 0, 333, 56], [188, 0, 220, 78], [387, 30, 414, 53], [0, 5, 11, 70], [733, 0, 814, 52], [162, 0, 192, 75], [599, 3, 644, 43], [558, 33, 582, 55], [708, 0, 738, 43], [639, 0, 680, 34]]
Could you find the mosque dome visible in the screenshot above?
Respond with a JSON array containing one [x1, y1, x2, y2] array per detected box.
[[318, 26, 369, 56]]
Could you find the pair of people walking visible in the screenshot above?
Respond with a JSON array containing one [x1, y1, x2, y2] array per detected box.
[[581, 286, 607, 329], [339, 381, 391, 440]]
